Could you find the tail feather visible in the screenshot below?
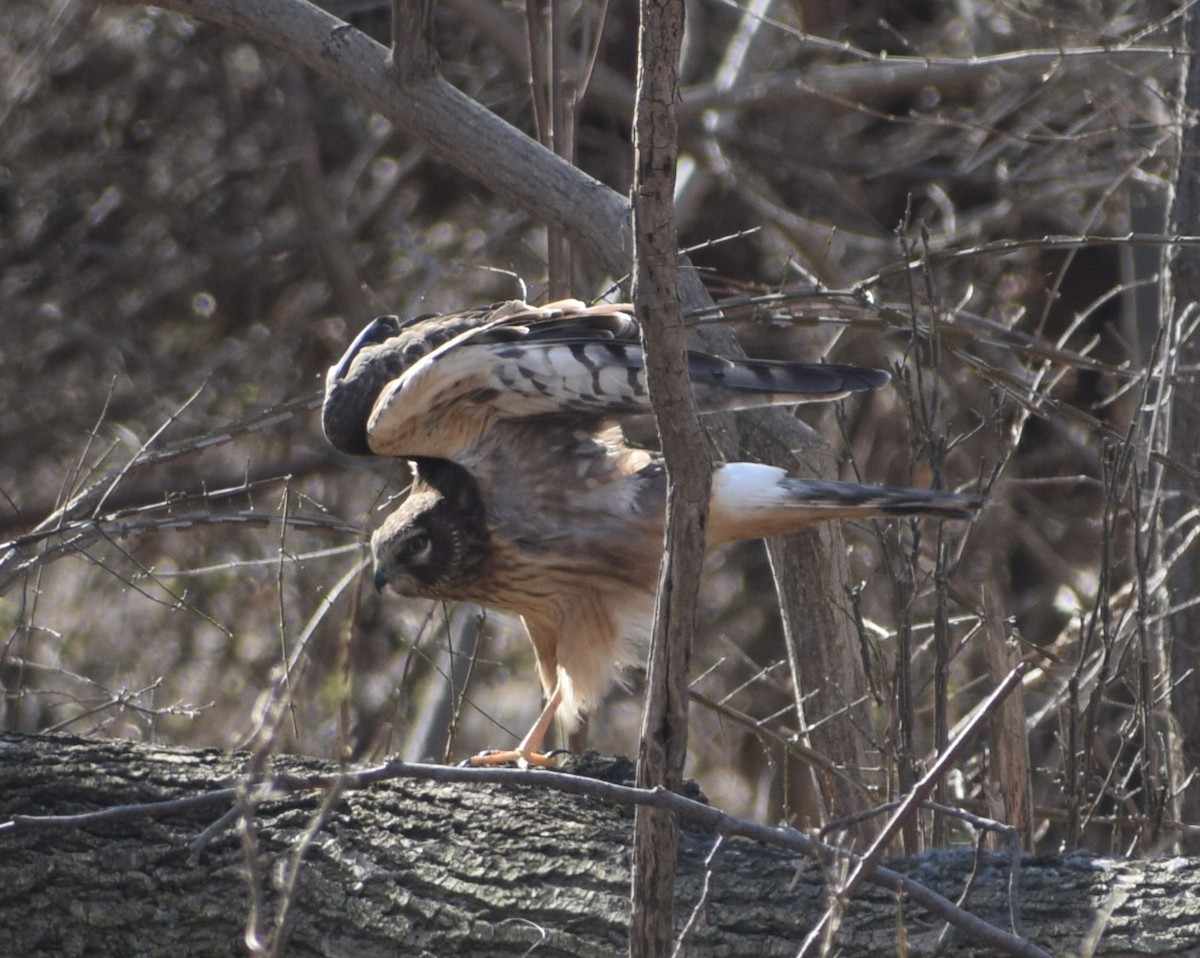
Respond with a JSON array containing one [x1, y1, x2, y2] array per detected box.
[[708, 463, 982, 545], [686, 355, 889, 413]]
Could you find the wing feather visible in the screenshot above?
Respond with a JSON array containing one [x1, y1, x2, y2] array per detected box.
[[324, 299, 890, 462]]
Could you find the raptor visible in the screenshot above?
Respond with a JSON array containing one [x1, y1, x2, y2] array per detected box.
[[323, 299, 981, 765]]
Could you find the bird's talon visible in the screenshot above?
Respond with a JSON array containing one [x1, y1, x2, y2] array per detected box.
[[465, 748, 561, 768]]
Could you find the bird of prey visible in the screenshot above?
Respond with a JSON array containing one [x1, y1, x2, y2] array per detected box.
[[324, 299, 981, 765]]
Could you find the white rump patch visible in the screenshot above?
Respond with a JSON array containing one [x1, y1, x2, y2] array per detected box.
[[711, 462, 790, 508]]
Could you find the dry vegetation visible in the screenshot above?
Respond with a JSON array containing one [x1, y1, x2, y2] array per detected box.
[[1, 0, 1195, 860]]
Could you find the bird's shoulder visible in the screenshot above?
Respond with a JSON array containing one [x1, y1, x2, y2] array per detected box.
[[322, 299, 636, 458], [346, 299, 638, 380]]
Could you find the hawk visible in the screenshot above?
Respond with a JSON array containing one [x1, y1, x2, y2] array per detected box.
[[324, 300, 981, 765]]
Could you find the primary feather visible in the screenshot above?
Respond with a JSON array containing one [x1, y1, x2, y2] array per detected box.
[[323, 299, 889, 462]]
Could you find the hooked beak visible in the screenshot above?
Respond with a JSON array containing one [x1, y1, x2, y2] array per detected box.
[[373, 568, 388, 594]]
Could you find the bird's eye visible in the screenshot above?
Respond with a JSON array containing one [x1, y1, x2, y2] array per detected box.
[[403, 533, 431, 559]]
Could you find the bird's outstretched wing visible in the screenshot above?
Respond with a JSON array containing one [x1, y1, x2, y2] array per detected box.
[[323, 299, 890, 461]]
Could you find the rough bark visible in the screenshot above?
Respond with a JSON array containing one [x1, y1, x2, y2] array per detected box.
[[3, 734, 1199, 958], [629, 1, 704, 955]]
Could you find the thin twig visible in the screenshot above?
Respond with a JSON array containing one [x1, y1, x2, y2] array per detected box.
[[798, 662, 1031, 958], [672, 834, 726, 958]]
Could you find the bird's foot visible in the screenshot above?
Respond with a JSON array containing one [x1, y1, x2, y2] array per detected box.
[[463, 747, 568, 768]]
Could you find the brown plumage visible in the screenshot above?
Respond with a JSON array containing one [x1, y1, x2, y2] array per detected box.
[[324, 299, 983, 765]]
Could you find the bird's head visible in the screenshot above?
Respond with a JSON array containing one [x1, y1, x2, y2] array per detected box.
[[370, 460, 490, 602], [371, 492, 459, 599]]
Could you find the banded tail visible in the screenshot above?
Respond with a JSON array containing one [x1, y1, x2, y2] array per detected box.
[[707, 463, 982, 545]]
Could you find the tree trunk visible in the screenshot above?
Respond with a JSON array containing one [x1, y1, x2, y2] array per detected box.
[[629, 0, 704, 955], [1161, 2, 1200, 855], [2, 733, 1196, 957]]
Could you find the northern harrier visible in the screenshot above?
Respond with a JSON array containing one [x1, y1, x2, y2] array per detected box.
[[324, 300, 981, 765]]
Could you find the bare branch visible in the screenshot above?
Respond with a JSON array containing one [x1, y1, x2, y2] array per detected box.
[[630, 1, 704, 954]]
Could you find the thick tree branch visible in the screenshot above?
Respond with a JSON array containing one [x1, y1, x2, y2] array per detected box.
[[2, 734, 1190, 957], [106, 0, 631, 276]]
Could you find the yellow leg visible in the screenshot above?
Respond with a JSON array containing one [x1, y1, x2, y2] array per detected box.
[[468, 684, 564, 768]]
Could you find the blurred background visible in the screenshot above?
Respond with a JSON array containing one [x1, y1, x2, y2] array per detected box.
[[1, 0, 1192, 854]]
